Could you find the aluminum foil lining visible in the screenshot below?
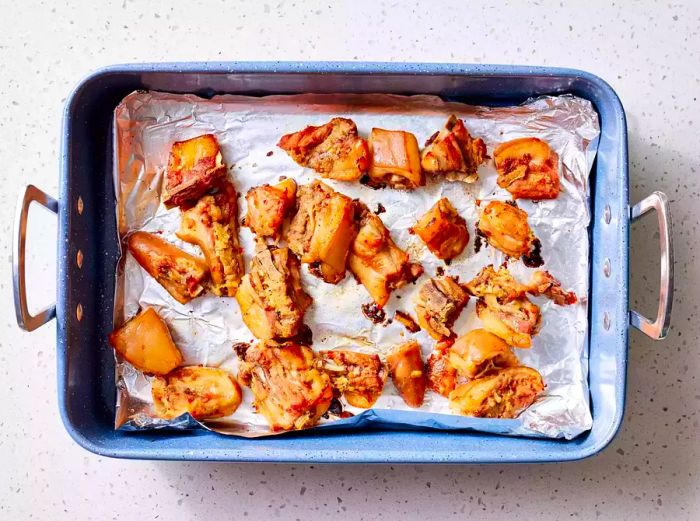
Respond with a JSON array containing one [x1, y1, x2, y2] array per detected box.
[[112, 91, 599, 439]]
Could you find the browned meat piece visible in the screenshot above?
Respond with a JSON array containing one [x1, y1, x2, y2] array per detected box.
[[127, 231, 209, 304], [449, 366, 545, 418], [277, 118, 370, 181], [286, 180, 357, 284], [466, 264, 577, 306], [386, 341, 426, 408], [235, 247, 312, 341], [347, 203, 423, 308], [448, 329, 518, 379], [177, 179, 244, 296], [163, 134, 228, 208], [320, 350, 387, 408], [414, 276, 470, 340], [465, 264, 529, 304], [244, 178, 297, 241], [411, 197, 469, 261], [421, 115, 487, 183], [475, 296, 541, 349], [426, 341, 457, 397], [366, 128, 425, 189], [526, 270, 578, 305], [152, 366, 242, 420], [237, 342, 333, 431], [494, 137, 560, 200], [477, 201, 539, 261]]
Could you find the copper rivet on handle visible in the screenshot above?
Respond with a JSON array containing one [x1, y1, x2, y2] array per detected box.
[[603, 258, 611, 278], [77, 196, 84, 215], [603, 312, 611, 331], [76, 303, 83, 322], [76, 250, 83, 269], [604, 204, 611, 224]]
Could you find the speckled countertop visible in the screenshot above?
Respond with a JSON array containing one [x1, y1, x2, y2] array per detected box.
[[1, 1, 698, 519]]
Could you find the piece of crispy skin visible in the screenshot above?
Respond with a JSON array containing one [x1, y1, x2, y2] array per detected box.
[[421, 115, 487, 183], [163, 134, 228, 208]]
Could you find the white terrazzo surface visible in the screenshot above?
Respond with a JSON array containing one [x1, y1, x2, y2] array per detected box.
[[1, 1, 698, 519]]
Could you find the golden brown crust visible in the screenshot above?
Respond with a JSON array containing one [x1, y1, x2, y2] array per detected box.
[[412, 197, 469, 261], [163, 134, 228, 208], [108, 307, 183, 376], [448, 329, 518, 379], [414, 276, 469, 340], [244, 178, 297, 241], [386, 341, 426, 408], [286, 180, 358, 284], [238, 342, 333, 431], [449, 366, 544, 418], [348, 203, 424, 308], [475, 297, 541, 349], [127, 231, 209, 304], [477, 201, 537, 258], [152, 366, 242, 420], [320, 350, 387, 408], [421, 115, 487, 183], [235, 247, 312, 341], [367, 128, 425, 189], [277, 118, 369, 181], [177, 179, 244, 296], [494, 137, 560, 200]]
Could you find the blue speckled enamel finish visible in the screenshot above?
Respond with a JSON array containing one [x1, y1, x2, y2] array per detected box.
[[58, 62, 627, 463]]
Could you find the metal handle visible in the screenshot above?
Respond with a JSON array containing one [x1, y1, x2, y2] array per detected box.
[[13, 185, 59, 331], [629, 191, 674, 339]]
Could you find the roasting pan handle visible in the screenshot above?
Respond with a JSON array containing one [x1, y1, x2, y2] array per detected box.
[[629, 191, 674, 339], [13, 185, 58, 331]]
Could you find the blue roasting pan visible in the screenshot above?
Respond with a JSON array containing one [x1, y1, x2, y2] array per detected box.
[[12, 62, 674, 463]]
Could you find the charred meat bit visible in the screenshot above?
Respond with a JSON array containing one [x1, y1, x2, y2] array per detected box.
[[238, 342, 333, 431], [244, 178, 297, 241], [348, 202, 424, 308], [411, 197, 469, 261], [420, 115, 487, 183], [522, 238, 544, 268], [414, 276, 470, 340], [235, 246, 312, 341], [320, 350, 387, 408], [177, 179, 244, 296], [387, 341, 426, 408], [286, 180, 358, 284], [127, 231, 209, 304], [277, 118, 369, 181], [494, 137, 560, 200], [163, 134, 228, 208], [361, 302, 387, 324], [449, 366, 544, 418], [394, 310, 421, 333], [367, 128, 425, 189]]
